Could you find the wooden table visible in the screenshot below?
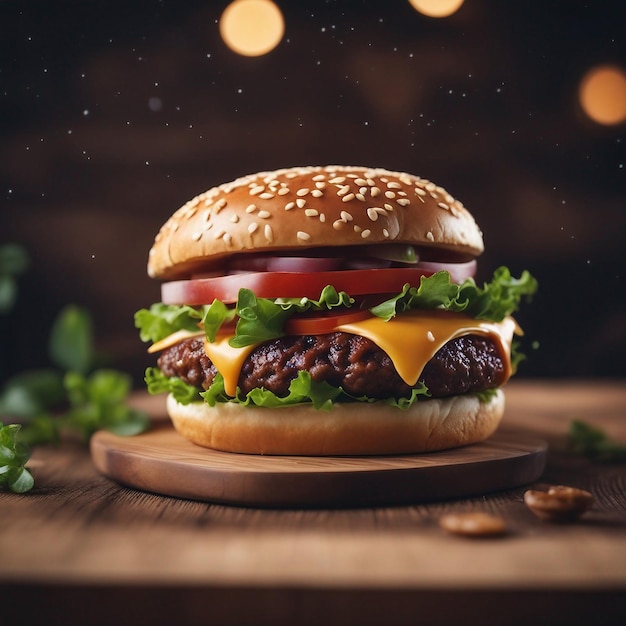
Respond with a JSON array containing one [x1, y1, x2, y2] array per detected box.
[[1, 380, 625, 626]]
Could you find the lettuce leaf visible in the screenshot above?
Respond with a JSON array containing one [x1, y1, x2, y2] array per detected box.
[[370, 267, 537, 322], [135, 303, 209, 343], [145, 367, 432, 410]]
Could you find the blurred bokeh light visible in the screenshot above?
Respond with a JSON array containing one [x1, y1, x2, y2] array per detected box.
[[579, 64, 626, 125], [219, 0, 285, 57], [408, 0, 465, 18]]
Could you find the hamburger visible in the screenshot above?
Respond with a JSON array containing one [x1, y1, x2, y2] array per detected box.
[[135, 165, 536, 455]]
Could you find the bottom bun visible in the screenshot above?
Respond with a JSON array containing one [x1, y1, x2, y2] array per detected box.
[[166, 390, 505, 456]]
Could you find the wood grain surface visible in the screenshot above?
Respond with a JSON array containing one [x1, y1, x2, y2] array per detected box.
[[2, 379, 626, 626], [90, 424, 547, 507]]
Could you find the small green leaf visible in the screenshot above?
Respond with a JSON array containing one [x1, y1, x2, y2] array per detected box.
[[0, 275, 17, 313], [0, 243, 30, 275], [8, 466, 35, 494], [0, 369, 66, 418], [0, 422, 34, 493], [49, 305, 94, 374]]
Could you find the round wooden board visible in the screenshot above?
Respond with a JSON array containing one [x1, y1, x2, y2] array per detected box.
[[90, 424, 547, 508]]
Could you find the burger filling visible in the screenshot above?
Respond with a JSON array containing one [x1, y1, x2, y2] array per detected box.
[[137, 267, 537, 410], [157, 333, 507, 400]]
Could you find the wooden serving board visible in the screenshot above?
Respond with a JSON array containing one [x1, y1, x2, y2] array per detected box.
[[90, 424, 547, 508]]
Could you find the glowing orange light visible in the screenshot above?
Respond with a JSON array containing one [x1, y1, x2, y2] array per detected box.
[[579, 65, 626, 126], [219, 0, 284, 57], [408, 0, 465, 18]]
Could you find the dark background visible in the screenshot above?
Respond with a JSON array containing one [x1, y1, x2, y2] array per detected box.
[[1, 0, 625, 386]]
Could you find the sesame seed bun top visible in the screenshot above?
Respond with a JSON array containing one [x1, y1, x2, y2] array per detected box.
[[147, 165, 484, 280]]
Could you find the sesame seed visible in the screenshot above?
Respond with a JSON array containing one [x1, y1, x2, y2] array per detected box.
[[367, 207, 380, 221], [342, 193, 355, 202], [285, 202, 295, 211], [427, 331, 435, 342], [312, 174, 326, 181], [257, 210, 271, 219], [383, 228, 389, 237], [246, 204, 256, 213], [329, 177, 346, 184], [277, 187, 290, 196], [215, 198, 227, 212], [355, 178, 368, 186], [223, 232, 232, 244], [311, 189, 324, 198], [353, 225, 362, 233], [264, 224, 273, 242], [366, 178, 376, 186], [203, 209, 211, 221], [415, 187, 427, 196], [250, 185, 264, 195], [397, 198, 410, 207], [296, 198, 307, 208], [361, 229, 372, 238], [230, 214, 239, 223], [319, 213, 326, 222], [296, 188, 310, 197], [385, 191, 396, 199], [248, 222, 259, 234], [387, 182, 402, 189], [214, 229, 225, 239], [297, 231, 311, 241], [438, 202, 449, 210], [340, 210, 353, 222], [356, 193, 365, 201], [371, 187, 381, 197], [337, 185, 351, 196], [384, 203, 394, 211], [259, 192, 274, 200], [332, 220, 344, 230], [192, 231, 202, 241], [305, 208, 319, 217], [426, 231, 435, 242], [315, 181, 326, 189]]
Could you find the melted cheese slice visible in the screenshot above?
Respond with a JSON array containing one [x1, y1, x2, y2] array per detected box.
[[337, 310, 517, 386], [203, 335, 258, 397], [197, 310, 518, 397], [148, 329, 204, 354]]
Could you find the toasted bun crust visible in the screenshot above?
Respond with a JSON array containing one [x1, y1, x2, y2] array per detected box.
[[148, 165, 484, 279], [166, 391, 504, 456]]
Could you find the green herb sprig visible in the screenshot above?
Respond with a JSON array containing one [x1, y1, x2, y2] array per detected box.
[[0, 422, 34, 493], [568, 419, 626, 463], [0, 244, 29, 314], [1, 305, 150, 491]]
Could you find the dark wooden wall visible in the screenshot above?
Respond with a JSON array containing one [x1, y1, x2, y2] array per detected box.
[[2, 0, 625, 383]]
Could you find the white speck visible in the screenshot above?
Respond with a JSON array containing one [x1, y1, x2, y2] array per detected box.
[[83, 110, 89, 116]]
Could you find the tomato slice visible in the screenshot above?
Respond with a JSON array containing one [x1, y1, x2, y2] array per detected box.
[[161, 261, 476, 305], [284, 309, 372, 335]]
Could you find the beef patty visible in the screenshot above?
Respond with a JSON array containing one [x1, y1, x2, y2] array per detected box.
[[157, 333, 507, 400]]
